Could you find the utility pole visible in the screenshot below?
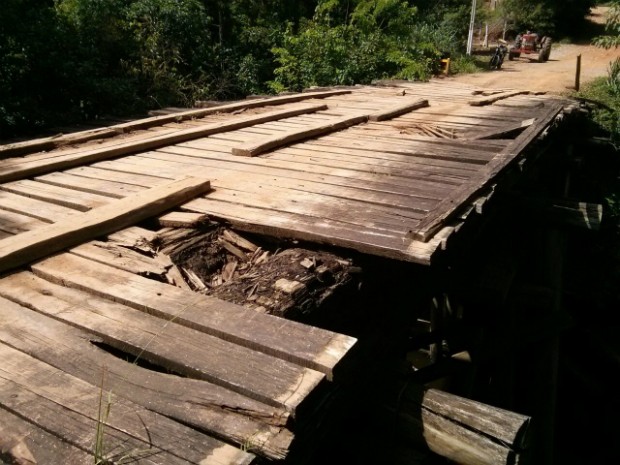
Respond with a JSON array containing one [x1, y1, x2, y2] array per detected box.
[[466, 0, 477, 55]]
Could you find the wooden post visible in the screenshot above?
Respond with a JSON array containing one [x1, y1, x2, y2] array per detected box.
[[575, 55, 582, 91]]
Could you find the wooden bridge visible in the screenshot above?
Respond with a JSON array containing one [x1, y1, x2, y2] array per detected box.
[[0, 80, 573, 464]]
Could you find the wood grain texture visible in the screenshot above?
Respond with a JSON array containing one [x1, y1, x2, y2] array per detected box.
[[368, 98, 429, 121], [0, 176, 211, 274]]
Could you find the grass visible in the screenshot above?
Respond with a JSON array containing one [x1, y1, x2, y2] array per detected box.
[[449, 54, 490, 75]]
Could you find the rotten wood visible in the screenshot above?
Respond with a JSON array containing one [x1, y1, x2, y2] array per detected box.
[[0, 176, 211, 274], [28, 252, 357, 380]]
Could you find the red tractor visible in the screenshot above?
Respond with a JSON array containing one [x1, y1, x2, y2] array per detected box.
[[508, 32, 552, 62]]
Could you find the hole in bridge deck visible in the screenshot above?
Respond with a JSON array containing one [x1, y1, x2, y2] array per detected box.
[[89, 340, 187, 377]]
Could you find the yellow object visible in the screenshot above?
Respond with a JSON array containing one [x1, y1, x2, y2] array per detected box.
[[440, 58, 450, 75]]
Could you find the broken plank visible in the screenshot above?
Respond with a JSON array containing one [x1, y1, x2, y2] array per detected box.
[[0, 176, 211, 274], [223, 229, 258, 252], [0, 104, 327, 183], [368, 98, 429, 121], [70, 240, 169, 278], [0, 271, 324, 413], [231, 114, 369, 157], [29, 252, 357, 381], [467, 118, 535, 140], [0, 297, 292, 460], [413, 102, 564, 242], [0, 342, 255, 465]]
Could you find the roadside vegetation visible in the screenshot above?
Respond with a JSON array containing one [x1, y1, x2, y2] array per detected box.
[[0, 0, 598, 139]]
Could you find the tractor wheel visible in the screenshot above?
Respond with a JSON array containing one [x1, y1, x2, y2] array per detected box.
[[508, 51, 515, 61]]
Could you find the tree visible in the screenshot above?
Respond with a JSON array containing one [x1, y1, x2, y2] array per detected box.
[[594, 0, 620, 49]]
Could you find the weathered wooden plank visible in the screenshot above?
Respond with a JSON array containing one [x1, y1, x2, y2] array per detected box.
[[36, 171, 145, 198], [0, 209, 49, 234], [0, 176, 211, 274], [232, 114, 369, 157], [368, 98, 429, 121], [28, 252, 357, 381], [185, 197, 440, 265], [0, 190, 79, 222], [0, 91, 351, 158], [0, 342, 255, 465], [70, 240, 169, 278], [0, 406, 93, 465], [0, 104, 327, 183], [0, 271, 325, 413], [0, 179, 112, 211], [413, 102, 564, 241], [0, 297, 293, 460], [157, 211, 209, 228], [467, 118, 535, 140], [469, 91, 531, 106]]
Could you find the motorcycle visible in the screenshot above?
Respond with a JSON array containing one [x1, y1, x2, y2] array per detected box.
[[489, 40, 508, 70]]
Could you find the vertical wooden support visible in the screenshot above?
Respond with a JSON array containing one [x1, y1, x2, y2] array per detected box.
[[575, 55, 582, 91]]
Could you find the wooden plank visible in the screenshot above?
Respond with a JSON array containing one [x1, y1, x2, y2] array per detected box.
[[0, 190, 79, 222], [0, 406, 93, 464], [0, 297, 293, 460], [0, 176, 211, 274], [0, 127, 120, 158], [0, 104, 328, 183], [0, 342, 255, 465], [157, 211, 209, 228], [469, 91, 531, 107], [413, 102, 564, 241], [0, 179, 113, 211], [368, 98, 429, 121], [467, 118, 535, 140], [28, 252, 357, 381], [232, 114, 369, 157], [36, 171, 145, 198], [70, 240, 169, 278], [0, 209, 49, 234], [0, 90, 351, 158], [0, 271, 325, 413], [185, 197, 441, 265]]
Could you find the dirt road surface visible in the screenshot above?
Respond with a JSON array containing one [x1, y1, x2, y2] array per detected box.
[[449, 7, 619, 94]]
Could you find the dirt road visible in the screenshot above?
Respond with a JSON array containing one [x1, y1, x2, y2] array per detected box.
[[449, 7, 619, 94]]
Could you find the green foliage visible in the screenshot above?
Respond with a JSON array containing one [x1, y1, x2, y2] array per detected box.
[[499, 0, 595, 37], [270, 0, 442, 91], [593, 0, 620, 48]]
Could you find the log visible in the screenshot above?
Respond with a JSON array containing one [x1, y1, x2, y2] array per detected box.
[[0, 176, 211, 274], [232, 114, 369, 157], [392, 388, 531, 465]]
